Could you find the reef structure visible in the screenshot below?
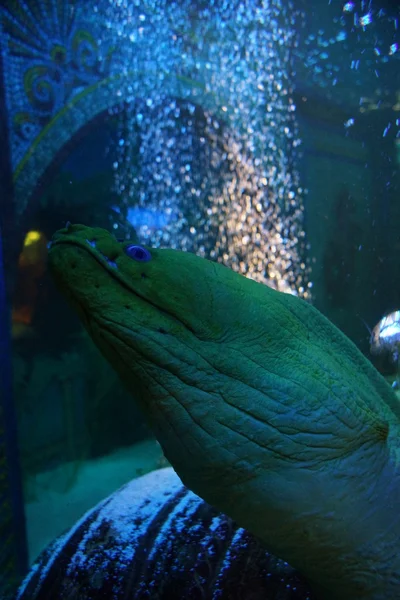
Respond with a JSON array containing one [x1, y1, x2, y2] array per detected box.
[[16, 467, 315, 600]]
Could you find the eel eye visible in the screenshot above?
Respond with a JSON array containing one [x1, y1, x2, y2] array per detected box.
[[124, 244, 152, 262]]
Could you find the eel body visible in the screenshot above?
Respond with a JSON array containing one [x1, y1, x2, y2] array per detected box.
[[48, 224, 400, 599]]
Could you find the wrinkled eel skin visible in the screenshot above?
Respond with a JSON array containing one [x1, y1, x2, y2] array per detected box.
[[48, 224, 400, 599]]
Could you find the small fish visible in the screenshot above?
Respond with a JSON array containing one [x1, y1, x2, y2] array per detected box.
[[370, 310, 400, 362]]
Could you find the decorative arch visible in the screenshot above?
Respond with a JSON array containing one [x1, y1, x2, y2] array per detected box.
[[13, 71, 225, 216]]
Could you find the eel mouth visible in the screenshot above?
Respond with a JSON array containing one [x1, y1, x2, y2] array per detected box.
[[49, 235, 196, 336]]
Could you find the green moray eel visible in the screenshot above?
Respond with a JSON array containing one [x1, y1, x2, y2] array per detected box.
[[48, 223, 400, 600]]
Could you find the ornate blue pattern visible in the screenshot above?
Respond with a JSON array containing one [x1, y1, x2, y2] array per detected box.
[[0, 0, 117, 169]]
